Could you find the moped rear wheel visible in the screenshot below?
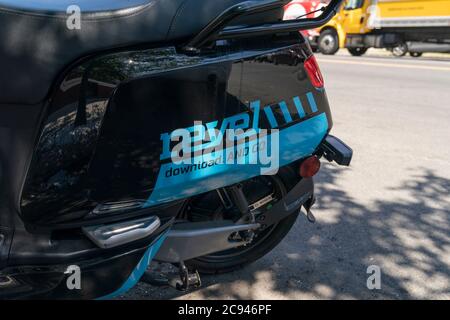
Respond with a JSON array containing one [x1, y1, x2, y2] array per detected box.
[[183, 169, 299, 274]]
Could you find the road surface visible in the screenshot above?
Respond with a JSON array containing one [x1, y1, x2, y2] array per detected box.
[[122, 52, 450, 300]]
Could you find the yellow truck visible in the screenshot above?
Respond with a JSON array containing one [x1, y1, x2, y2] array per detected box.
[[313, 0, 450, 56]]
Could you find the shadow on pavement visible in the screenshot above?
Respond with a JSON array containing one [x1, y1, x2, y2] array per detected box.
[[125, 163, 450, 299]]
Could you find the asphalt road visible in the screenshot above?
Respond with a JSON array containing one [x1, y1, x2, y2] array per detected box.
[[122, 52, 450, 300]]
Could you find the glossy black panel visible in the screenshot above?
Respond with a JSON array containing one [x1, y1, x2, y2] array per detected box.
[[21, 35, 331, 225]]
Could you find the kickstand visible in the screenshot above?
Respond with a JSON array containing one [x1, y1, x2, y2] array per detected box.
[[172, 261, 201, 291], [141, 262, 201, 292]]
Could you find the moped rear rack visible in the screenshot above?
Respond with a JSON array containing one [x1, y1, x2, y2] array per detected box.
[[184, 0, 344, 51]]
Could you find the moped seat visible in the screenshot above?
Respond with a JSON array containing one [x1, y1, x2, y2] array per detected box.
[[0, 0, 278, 105]]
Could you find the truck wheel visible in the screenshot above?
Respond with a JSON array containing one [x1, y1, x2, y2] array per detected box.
[[409, 52, 423, 58], [391, 43, 408, 57], [348, 47, 368, 56], [318, 30, 339, 55]]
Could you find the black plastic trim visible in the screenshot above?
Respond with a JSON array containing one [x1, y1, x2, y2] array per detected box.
[[320, 135, 353, 166]]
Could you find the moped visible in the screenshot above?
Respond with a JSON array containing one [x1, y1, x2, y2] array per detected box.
[[0, 0, 351, 299]]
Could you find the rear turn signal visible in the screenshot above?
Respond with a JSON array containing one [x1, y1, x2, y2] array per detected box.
[[299, 156, 321, 178], [304, 55, 324, 88]]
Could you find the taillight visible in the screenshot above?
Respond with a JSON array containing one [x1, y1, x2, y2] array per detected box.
[[299, 155, 321, 178], [304, 55, 324, 88]]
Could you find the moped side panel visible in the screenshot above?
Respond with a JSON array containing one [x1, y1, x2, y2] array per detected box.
[[20, 35, 332, 225]]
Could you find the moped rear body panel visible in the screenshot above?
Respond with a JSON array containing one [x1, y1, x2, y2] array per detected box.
[[0, 0, 349, 300], [20, 35, 332, 226]]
